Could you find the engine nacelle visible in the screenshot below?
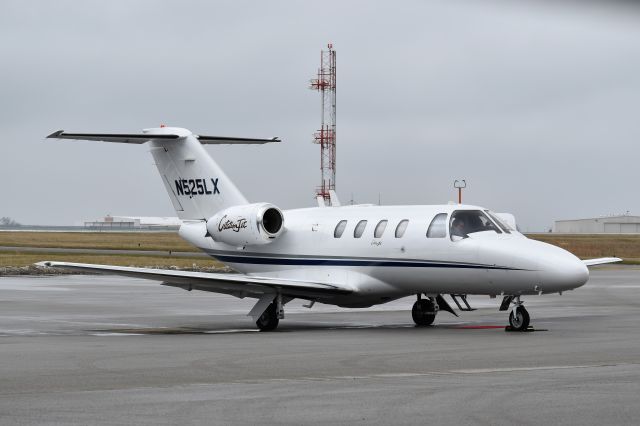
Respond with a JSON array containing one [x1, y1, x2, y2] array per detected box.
[[206, 203, 284, 247]]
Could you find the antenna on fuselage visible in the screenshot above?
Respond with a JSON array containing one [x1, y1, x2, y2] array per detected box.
[[454, 180, 467, 204]]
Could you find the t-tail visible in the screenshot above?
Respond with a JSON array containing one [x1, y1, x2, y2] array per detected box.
[[47, 127, 280, 220]]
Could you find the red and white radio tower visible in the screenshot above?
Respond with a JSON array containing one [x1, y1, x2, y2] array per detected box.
[[309, 43, 337, 205]]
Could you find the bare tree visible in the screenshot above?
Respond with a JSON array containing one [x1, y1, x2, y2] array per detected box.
[[0, 217, 21, 226]]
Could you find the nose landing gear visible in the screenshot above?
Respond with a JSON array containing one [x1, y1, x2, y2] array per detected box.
[[506, 296, 530, 331]]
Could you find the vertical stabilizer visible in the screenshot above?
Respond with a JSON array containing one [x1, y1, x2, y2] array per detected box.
[[147, 128, 247, 220]]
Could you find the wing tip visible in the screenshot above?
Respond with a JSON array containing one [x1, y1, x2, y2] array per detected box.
[[46, 130, 64, 139], [583, 257, 623, 267]]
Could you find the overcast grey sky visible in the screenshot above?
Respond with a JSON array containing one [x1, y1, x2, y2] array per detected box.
[[2, 0, 640, 230]]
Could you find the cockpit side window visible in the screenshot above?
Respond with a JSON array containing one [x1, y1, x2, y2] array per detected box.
[[426, 213, 447, 238], [485, 210, 511, 234], [450, 210, 502, 240]]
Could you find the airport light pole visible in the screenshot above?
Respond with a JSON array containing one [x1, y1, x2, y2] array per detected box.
[[454, 180, 466, 204]]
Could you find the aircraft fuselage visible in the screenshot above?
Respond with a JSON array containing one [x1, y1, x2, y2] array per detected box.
[[180, 203, 589, 308]]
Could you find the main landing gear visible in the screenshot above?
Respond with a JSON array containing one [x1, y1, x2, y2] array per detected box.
[[253, 294, 286, 332], [412, 295, 437, 326], [502, 295, 530, 331], [256, 302, 279, 331]]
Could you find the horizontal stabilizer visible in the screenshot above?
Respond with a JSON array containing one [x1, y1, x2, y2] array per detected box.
[[197, 135, 281, 144], [583, 257, 623, 267], [46, 130, 178, 143], [47, 130, 281, 145]]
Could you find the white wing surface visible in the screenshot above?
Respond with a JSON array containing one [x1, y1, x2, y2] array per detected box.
[[582, 257, 623, 267], [36, 262, 351, 300]]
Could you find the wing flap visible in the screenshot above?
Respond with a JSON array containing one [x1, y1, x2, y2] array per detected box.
[[583, 257, 623, 267], [36, 262, 351, 299]]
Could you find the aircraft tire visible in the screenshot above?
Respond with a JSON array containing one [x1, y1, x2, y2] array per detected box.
[[256, 303, 279, 331], [412, 299, 436, 326], [508, 306, 530, 331]]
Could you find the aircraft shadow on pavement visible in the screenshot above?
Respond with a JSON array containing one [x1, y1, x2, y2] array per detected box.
[[88, 322, 544, 336]]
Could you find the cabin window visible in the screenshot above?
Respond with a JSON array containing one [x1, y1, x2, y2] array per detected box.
[[395, 220, 409, 238], [427, 213, 447, 238], [334, 220, 347, 238], [374, 220, 388, 238], [354, 220, 368, 238], [450, 210, 501, 240]]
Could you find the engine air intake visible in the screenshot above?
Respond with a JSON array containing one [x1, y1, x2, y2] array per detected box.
[[262, 207, 284, 235]]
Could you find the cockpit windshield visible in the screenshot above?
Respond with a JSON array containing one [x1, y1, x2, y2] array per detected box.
[[450, 210, 502, 240], [485, 210, 512, 234]]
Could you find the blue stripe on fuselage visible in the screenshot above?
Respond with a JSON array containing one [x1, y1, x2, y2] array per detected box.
[[210, 254, 520, 270]]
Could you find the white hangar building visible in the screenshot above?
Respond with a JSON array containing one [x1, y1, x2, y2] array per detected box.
[[554, 215, 640, 234], [83, 215, 182, 230]]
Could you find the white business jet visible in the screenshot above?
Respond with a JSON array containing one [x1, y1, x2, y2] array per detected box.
[[41, 127, 621, 331]]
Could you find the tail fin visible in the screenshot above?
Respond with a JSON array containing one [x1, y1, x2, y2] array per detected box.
[[47, 127, 280, 220]]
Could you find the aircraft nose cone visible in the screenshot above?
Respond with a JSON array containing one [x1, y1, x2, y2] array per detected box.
[[536, 242, 589, 292]]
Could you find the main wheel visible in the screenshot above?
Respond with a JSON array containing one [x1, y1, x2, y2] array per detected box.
[[509, 306, 530, 331], [412, 299, 436, 326], [256, 303, 279, 331]]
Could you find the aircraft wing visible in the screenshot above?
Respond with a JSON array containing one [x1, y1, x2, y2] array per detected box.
[[583, 257, 623, 267], [36, 262, 351, 300]]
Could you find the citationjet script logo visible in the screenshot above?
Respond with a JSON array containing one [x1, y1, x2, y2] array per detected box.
[[218, 215, 248, 232]]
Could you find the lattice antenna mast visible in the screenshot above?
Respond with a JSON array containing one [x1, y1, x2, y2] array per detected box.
[[309, 43, 336, 205]]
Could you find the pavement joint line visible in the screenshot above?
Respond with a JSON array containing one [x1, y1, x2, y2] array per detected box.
[[228, 363, 639, 385], [3, 363, 635, 397], [448, 364, 625, 374], [8, 363, 640, 397]]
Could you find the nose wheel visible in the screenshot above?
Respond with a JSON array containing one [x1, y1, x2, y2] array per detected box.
[[412, 296, 437, 326], [507, 296, 530, 331], [509, 306, 530, 331]]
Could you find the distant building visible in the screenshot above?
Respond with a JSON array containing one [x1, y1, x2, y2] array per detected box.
[[554, 215, 640, 233], [83, 215, 181, 230]]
